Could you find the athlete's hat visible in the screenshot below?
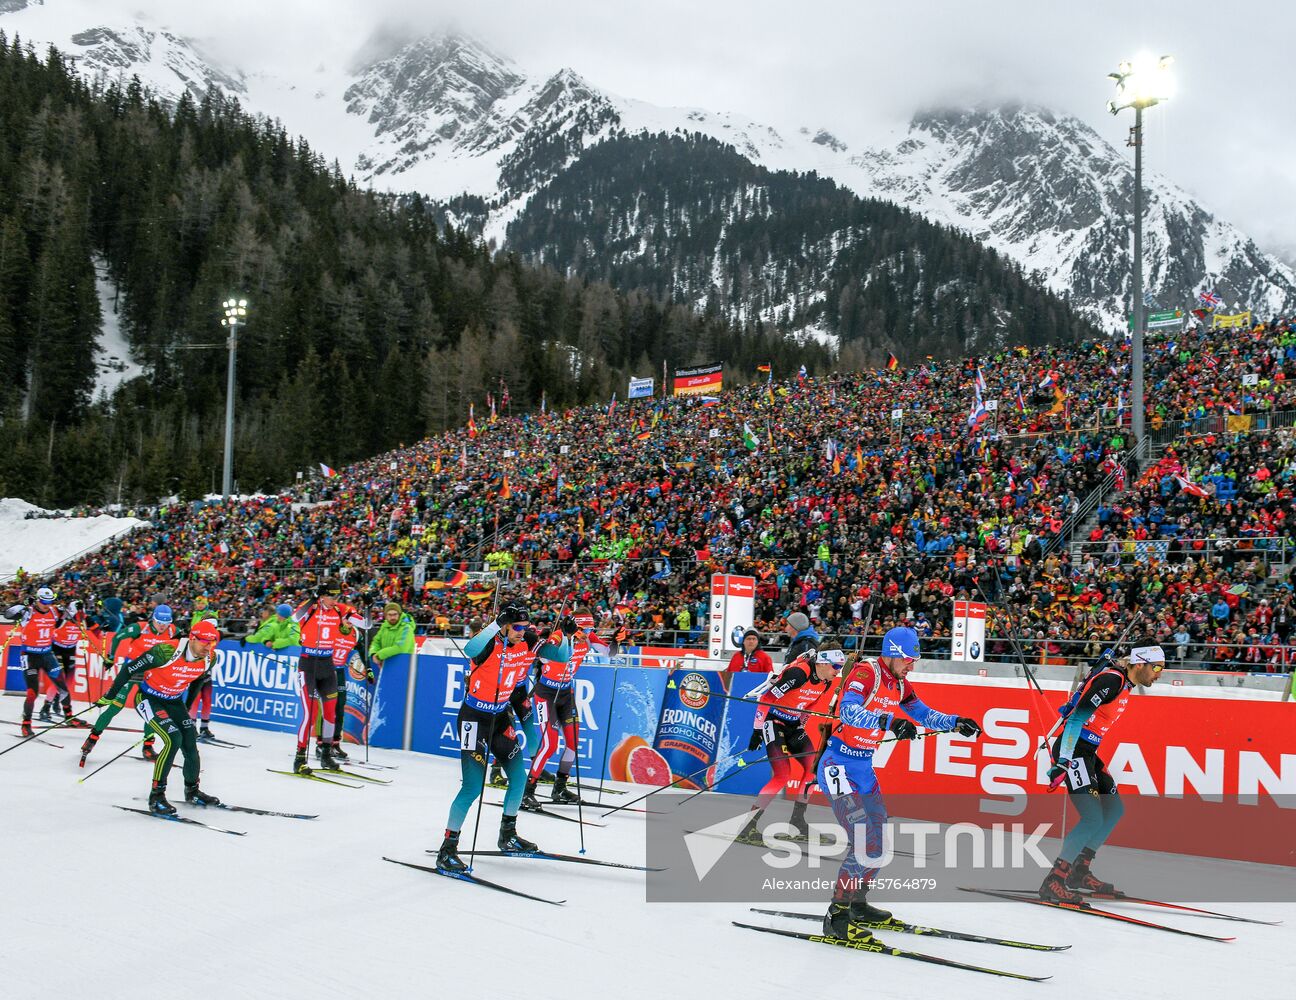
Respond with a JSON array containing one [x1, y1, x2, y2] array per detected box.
[[1128, 640, 1165, 665], [816, 647, 847, 669], [152, 604, 173, 624], [881, 626, 920, 660], [190, 619, 220, 643]]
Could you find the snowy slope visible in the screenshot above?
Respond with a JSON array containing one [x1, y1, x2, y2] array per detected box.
[[91, 255, 143, 401], [0, 497, 146, 580], [2, 697, 1291, 1000], [4, 8, 1293, 330]]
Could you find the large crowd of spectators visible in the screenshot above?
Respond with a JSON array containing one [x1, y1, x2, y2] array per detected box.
[[6, 315, 1296, 671]]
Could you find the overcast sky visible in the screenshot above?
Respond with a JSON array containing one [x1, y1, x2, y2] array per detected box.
[[27, 0, 1296, 260]]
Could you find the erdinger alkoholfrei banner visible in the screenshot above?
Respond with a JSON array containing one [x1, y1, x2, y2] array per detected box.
[[652, 667, 732, 788], [673, 362, 723, 396]]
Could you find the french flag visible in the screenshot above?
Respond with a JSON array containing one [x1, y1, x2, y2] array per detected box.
[[319, 463, 337, 478]]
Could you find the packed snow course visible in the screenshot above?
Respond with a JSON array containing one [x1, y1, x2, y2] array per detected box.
[[3, 698, 1291, 1000]]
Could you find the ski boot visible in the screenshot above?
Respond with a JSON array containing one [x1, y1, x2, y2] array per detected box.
[[148, 785, 177, 817], [488, 764, 506, 789], [330, 741, 349, 761], [142, 740, 158, 761], [435, 831, 468, 874], [79, 732, 101, 766], [1039, 858, 1086, 904], [550, 772, 581, 804], [520, 778, 543, 812], [198, 724, 215, 740], [823, 895, 892, 941], [184, 783, 221, 807], [20, 719, 34, 738], [37, 704, 52, 723], [1066, 847, 1116, 895], [734, 810, 765, 846], [498, 815, 538, 854], [318, 742, 340, 772], [63, 709, 88, 729], [293, 747, 312, 775], [788, 801, 811, 841], [48, 700, 62, 718]]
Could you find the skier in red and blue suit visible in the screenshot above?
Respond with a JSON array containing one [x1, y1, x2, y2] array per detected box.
[[816, 626, 982, 941]]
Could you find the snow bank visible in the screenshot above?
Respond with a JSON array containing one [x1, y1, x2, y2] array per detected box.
[[0, 498, 146, 581]]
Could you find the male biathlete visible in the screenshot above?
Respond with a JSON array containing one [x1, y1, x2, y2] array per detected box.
[[435, 604, 571, 873], [1038, 638, 1165, 902], [817, 626, 981, 941]]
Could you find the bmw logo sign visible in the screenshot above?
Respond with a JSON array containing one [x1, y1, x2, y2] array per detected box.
[[969, 641, 981, 660]]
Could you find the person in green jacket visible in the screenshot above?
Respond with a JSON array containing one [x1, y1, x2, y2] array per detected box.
[[368, 602, 415, 680], [243, 604, 301, 650]]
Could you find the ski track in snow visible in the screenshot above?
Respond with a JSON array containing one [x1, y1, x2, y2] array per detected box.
[[1, 698, 1291, 1000]]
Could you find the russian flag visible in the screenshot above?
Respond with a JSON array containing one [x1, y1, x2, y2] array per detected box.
[[967, 395, 989, 429], [1038, 370, 1059, 390], [698, 396, 720, 407], [1014, 383, 1026, 413], [319, 463, 337, 478]]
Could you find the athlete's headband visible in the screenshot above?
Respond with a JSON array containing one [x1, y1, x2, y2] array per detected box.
[[816, 648, 846, 669], [1129, 644, 1165, 665]]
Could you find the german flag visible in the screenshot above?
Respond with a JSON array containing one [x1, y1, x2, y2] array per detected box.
[[467, 587, 494, 602], [433, 454, 442, 474], [756, 363, 771, 374], [886, 354, 899, 371], [636, 430, 651, 441]]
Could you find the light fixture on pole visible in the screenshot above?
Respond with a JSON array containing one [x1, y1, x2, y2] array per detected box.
[[1108, 53, 1173, 455], [220, 297, 248, 498]]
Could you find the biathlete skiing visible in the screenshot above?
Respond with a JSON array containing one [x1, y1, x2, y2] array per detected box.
[[816, 626, 982, 941]]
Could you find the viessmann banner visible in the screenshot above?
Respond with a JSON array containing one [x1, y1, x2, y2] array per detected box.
[[672, 362, 723, 396]]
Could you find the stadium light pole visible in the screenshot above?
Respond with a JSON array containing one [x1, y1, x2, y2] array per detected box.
[[1108, 54, 1173, 456], [220, 297, 248, 498]]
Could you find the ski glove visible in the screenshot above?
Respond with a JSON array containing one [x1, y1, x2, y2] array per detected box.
[[748, 729, 764, 752], [888, 718, 919, 740], [955, 717, 982, 738], [559, 615, 579, 636], [95, 695, 123, 708]]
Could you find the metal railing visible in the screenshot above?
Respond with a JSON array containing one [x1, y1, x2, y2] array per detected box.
[[1068, 535, 1293, 575], [1149, 408, 1296, 447]]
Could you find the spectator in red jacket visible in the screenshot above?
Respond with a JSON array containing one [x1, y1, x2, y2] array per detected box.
[[728, 629, 774, 673]]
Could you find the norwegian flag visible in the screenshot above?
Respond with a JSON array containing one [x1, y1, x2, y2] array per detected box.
[[1175, 475, 1210, 498], [1014, 383, 1026, 413], [1198, 289, 1222, 309]]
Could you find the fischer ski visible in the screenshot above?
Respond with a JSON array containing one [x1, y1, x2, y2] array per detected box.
[[1089, 894, 1281, 926], [316, 767, 391, 784], [266, 768, 363, 788], [429, 848, 664, 872], [197, 736, 249, 748], [488, 776, 625, 795], [132, 798, 318, 820], [9, 732, 63, 749], [113, 805, 246, 836], [496, 796, 661, 816], [957, 888, 1236, 942], [383, 857, 564, 905], [2, 719, 135, 734], [747, 908, 1068, 951], [485, 800, 607, 828], [731, 922, 1050, 981]]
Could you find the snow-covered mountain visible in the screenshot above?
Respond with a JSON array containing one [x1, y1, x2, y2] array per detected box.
[[4, 4, 1293, 333]]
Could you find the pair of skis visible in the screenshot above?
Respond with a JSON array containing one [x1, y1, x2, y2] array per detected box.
[[115, 798, 318, 835], [266, 766, 392, 788], [383, 846, 664, 905]]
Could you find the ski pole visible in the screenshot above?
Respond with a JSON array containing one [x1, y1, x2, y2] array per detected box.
[[79, 738, 144, 782], [600, 749, 756, 818], [0, 703, 99, 759], [594, 664, 619, 805]]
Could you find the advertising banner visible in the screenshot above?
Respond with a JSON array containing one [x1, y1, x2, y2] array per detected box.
[[949, 600, 986, 661], [628, 376, 655, 399], [708, 574, 755, 661], [673, 362, 723, 396]]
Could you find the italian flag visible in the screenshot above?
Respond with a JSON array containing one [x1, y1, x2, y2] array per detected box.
[[742, 422, 759, 452]]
